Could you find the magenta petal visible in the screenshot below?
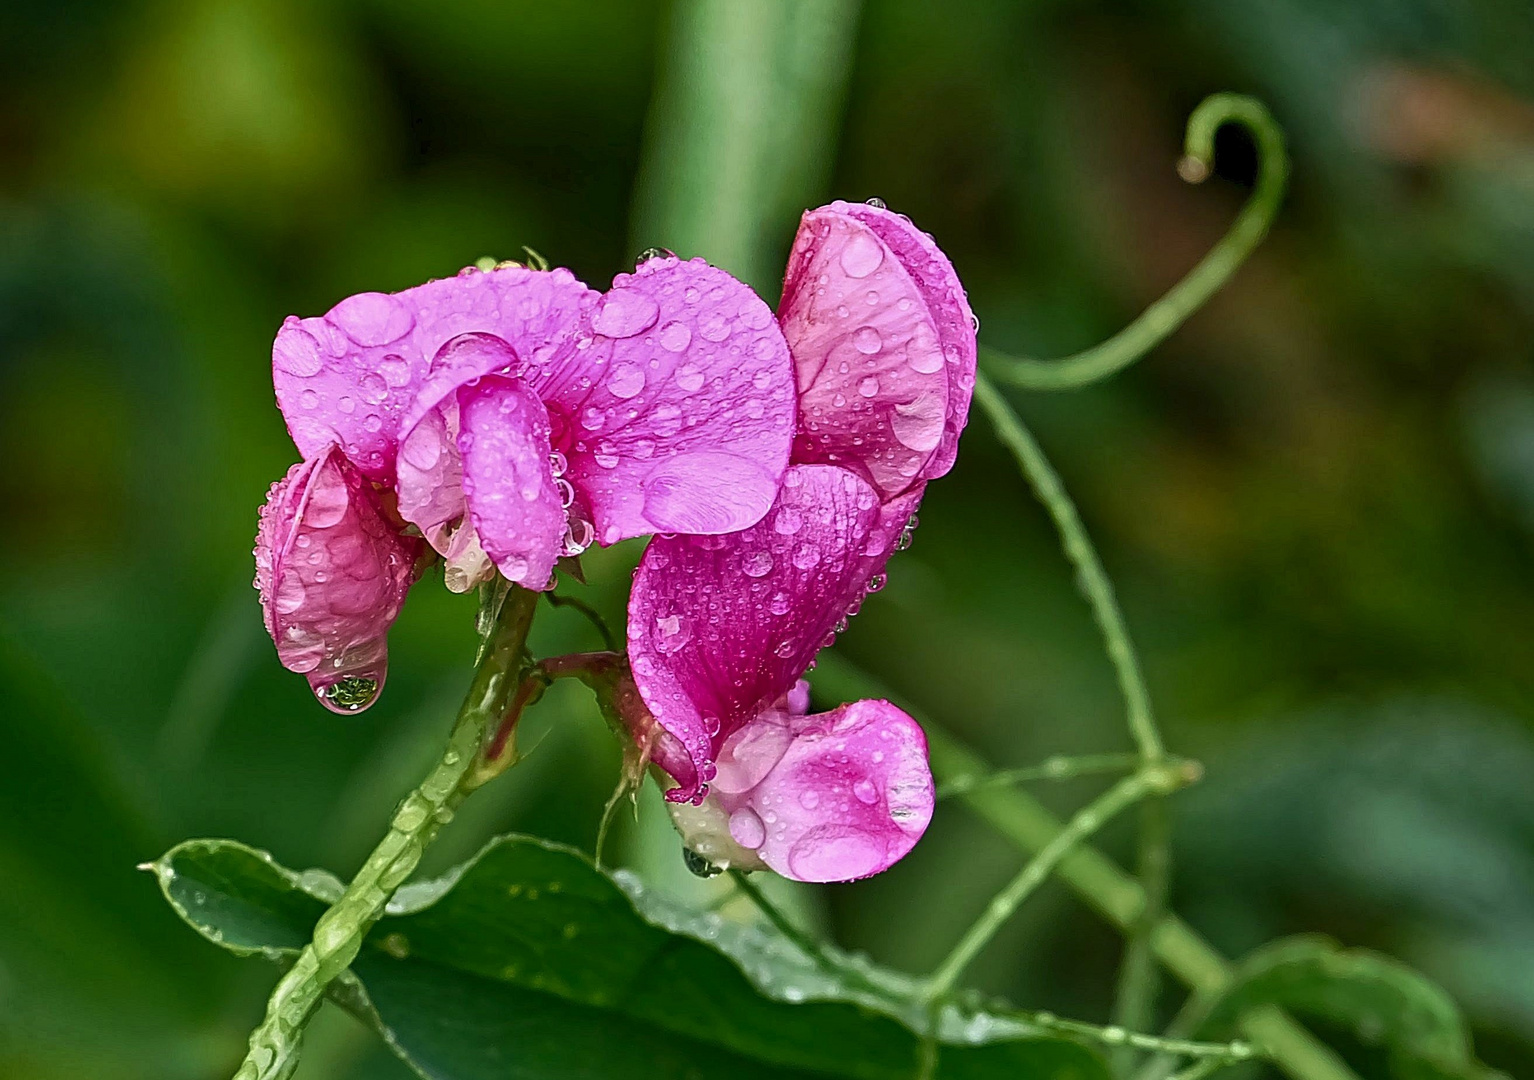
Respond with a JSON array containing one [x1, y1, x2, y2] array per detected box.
[[253, 446, 420, 712], [456, 375, 566, 590], [779, 202, 976, 498], [627, 464, 918, 800], [274, 267, 597, 485], [537, 257, 794, 545], [739, 699, 934, 882]]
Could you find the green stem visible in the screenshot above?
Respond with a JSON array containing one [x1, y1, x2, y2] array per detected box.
[[983, 93, 1289, 391], [230, 586, 540, 1080], [986, 1004, 1256, 1061], [975, 371, 1176, 1041], [727, 869, 843, 979], [808, 653, 1360, 1080], [974, 373, 1161, 761], [926, 764, 1189, 1000], [1114, 795, 1173, 1072], [936, 751, 1142, 798], [1167, 1056, 1243, 1080], [630, 0, 863, 291], [545, 591, 618, 652]]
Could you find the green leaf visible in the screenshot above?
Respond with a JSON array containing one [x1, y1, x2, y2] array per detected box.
[[150, 835, 1109, 1080], [1184, 935, 1505, 1079]]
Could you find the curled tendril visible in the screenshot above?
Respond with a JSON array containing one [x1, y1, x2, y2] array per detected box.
[[983, 92, 1289, 391]]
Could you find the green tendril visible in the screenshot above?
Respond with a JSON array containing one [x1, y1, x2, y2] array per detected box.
[[983, 93, 1288, 391]]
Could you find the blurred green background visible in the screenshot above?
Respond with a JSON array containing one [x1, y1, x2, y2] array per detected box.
[[3, 0, 1534, 1077]]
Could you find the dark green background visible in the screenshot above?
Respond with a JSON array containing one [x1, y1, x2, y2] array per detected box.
[[2, 0, 1532, 1077]]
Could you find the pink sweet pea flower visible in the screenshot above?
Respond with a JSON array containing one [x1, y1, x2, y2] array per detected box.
[[625, 202, 976, 881], [257, 257, 796, 711]]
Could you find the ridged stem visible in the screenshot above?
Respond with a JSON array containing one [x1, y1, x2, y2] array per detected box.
[[230, 585, 539, 1080]]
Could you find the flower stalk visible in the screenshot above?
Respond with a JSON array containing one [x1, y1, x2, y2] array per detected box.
[[230, 585, 539, 1080], [924, 762, 1195, 1002]]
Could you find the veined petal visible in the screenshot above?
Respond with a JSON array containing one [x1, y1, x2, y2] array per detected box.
[[457, 375, 566, 590], [663, 699, 934, 882], [627, 464, 919, 801], [779, 202, 976, 497], [738, 699, 933, 882], [537, 256, 794, 545], [253, 446, 420, 713], [273, 267, 597, 485]]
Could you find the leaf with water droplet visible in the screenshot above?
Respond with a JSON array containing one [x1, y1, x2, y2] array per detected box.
[[148, 835, 1111, 1080]]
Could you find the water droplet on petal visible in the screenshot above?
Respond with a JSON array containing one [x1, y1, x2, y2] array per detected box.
[[839, 231, 884, 278], [728, 807, 766, 849], [853, 326, 882, 354], [743, 551, 774, 578]]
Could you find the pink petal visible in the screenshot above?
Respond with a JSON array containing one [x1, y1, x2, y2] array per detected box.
[[456, 375, 566, 590], [779, 202, 976, 498], [393, 333, 522, 540], [733, 700, 934, 882], [253, 446, 420, 713], [537, 256, 794, 544], [273, 267, 597, 485], [627, 464, 920, 801]]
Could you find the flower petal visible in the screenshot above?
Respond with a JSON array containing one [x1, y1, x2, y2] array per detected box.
[[273, 267, 597, 485], [538, 256, 795, 544], [456, 375, 566, 590], [253, 445, 420, 713], [779, 202, 976, 497], [627, 464, 919, 801], [740, 699, 933, 882]]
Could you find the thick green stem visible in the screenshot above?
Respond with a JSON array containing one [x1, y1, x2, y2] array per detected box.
[[936, 751, 1142, 798], [1115, 795, 1173, 1071], [808, 654, 1360, 1080], [983, 93, 1289, 391], [230, 586, 539, 1080], [926, 764, 1189, 1000], [630, 0, 863, 291]]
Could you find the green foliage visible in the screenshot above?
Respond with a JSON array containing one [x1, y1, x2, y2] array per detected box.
[[1181, 936, 1504, 1080], [151, 835, 1111, 1080]]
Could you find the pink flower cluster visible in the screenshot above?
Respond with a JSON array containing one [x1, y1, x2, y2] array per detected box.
[[255, 201, 975, 881]]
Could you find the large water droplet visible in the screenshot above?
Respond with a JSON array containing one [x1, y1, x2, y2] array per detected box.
[[839, 231, 884, 278], [313, 670, 384, 715], [593, 288, 660, 338], [607, 363, 646, 399], [658, 321, 692, 352], [853, 778, 879, 805], [852, 326, 882, 355], [728, 807, 767, 849]]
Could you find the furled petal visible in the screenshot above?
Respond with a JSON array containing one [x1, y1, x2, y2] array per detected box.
[[273, 267, 596, 485], [664, 699, 934, 882], [253, 445, 420, 713], [393, 332, 521, 540], [456, 374, 566, 589], [536, 256, 795, 544], [627, 464, 921, 800], [779, 201, 976, 498]]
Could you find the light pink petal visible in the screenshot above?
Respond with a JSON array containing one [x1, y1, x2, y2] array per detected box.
[[273, 267, 597, 485], [732, 700, 934, 882], [253, 446, 420, 713], [534, 256, 794, 544], [779, 202, 976, 497], [456, 375, 566, 590], [393, 332, 523, 540], [627, 464, 920, 801]]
